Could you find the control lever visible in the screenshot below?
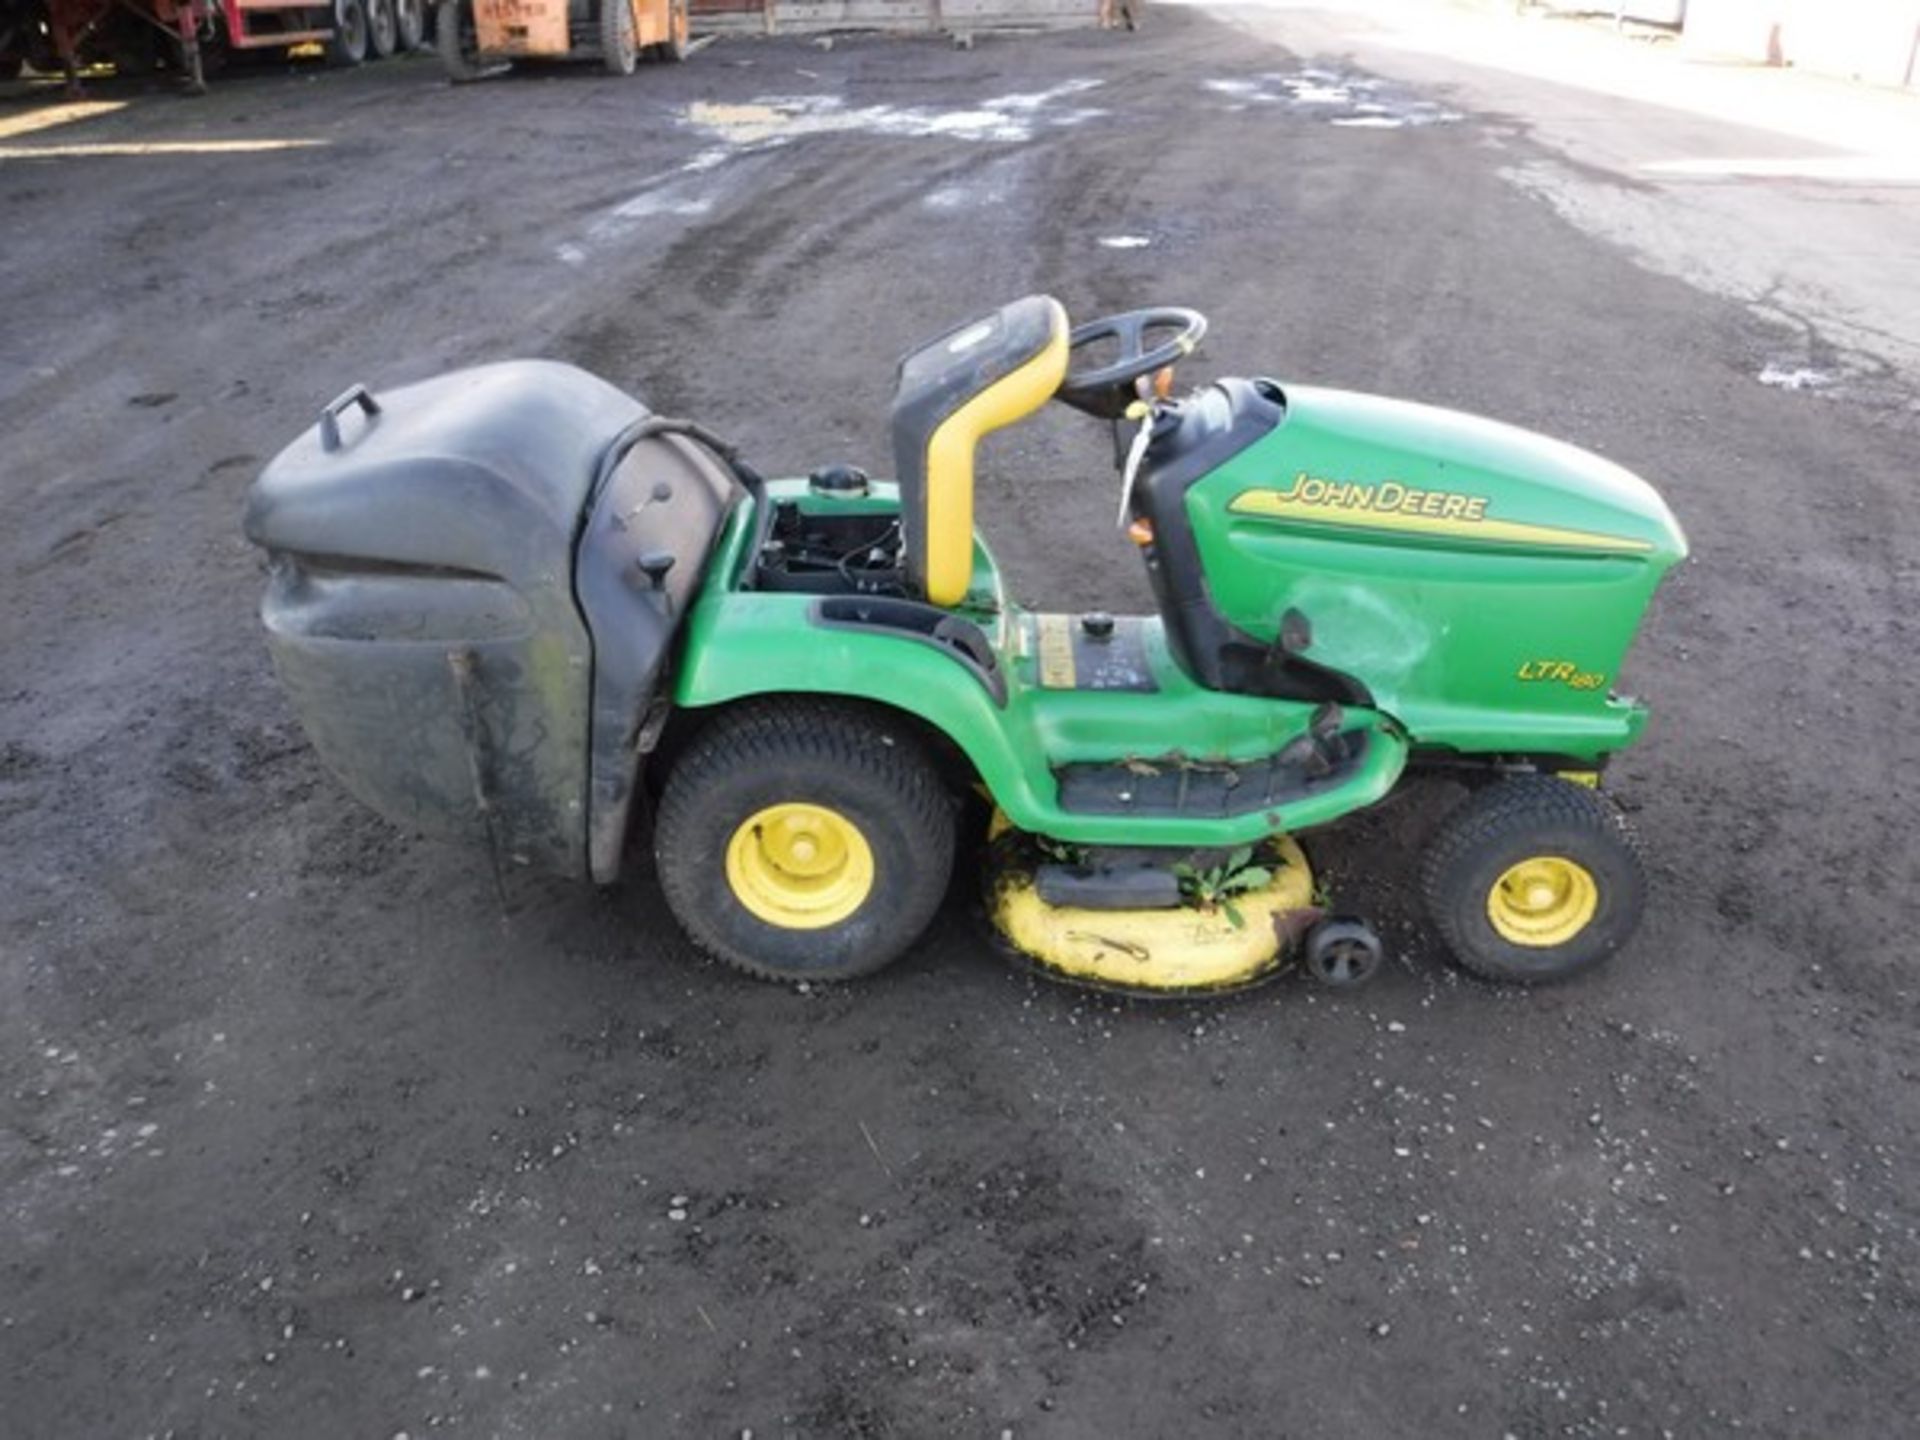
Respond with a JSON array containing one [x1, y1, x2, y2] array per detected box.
[[1277, 702, 1349, 780]]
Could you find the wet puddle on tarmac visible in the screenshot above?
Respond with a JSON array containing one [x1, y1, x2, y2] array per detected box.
[[1204, 67, 1461, 129], [683, 80, 1105, 147], [563, 80, 1106, 262]]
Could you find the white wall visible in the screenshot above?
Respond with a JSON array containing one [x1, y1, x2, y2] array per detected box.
[[1683, 0, 1920, 89]]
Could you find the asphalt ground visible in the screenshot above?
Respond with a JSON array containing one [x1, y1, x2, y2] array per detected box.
[[2, 10, 1918, 1437]]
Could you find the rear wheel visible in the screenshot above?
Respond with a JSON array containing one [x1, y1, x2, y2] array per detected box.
[[599, 0, 635, 74], [326, 0, 370, 64], [1420, 775, 1646, 984], [367, 0, 399, 56], [654, 700, 956, 982]]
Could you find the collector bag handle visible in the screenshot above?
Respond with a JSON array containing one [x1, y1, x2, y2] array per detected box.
[[318, 383, 382, 453]]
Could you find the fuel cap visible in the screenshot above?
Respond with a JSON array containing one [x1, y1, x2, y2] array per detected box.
[[809, 464, 870, 498]]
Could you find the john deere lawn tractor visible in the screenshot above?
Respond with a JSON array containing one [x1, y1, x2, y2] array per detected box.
[[244, 295, 1686, 993]]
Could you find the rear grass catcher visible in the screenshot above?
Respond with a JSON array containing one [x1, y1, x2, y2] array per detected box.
[[244, 296, 1686, 993]]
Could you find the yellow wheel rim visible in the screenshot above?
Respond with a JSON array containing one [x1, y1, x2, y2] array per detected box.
[[724, 803, 874, 930], [1487, 855, 1599, 947]]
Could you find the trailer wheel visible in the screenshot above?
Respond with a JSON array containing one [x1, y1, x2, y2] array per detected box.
[[649, 0, 688, 61], [435, 0, 493, 80], [367, 0, 399, 56], [599, 0, 636, 74], [326, 0, 370, 64], [395, 0, 426, 50]]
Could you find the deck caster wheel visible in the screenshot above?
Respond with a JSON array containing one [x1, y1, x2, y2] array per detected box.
[[1303, 916, 1383, 989], [654, 700, 956, 983], [1420, 775, 1646, 985]]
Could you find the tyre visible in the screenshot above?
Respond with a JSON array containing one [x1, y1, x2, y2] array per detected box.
[[395, 0, 426, 50], [434, 0, 487, 80], [367, 0, 399, 56], [599, 0, 635, 74], [326, 0, 370, 64], [1, 51, 23, 81], [654, 699, 956, 983], [1303, 916, 1384, 988], [1419, 775, 1647, 984], [649, 0, 687, 61]]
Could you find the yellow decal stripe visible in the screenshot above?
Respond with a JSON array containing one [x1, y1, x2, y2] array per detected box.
[[1228, 489, 1651, 554], [923, 303, 1070, 606]]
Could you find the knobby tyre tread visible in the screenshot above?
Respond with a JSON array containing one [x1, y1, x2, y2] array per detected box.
[[654, 699, 956, 983], [1419, 774, 1646, 985]]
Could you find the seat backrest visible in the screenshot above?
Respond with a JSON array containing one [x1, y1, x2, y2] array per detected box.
[[890, 296, 1069, 606]]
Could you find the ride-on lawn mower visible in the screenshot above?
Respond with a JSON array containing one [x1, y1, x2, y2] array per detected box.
[[244, 296, 1686, 994]]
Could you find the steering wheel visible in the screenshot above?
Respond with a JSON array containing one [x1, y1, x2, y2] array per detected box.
[[1056, 306, 1209, 419]]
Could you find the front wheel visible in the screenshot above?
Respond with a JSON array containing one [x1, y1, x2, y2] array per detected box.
[[1420, 775, 1647, 984], [654, 700, 956, 982]]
